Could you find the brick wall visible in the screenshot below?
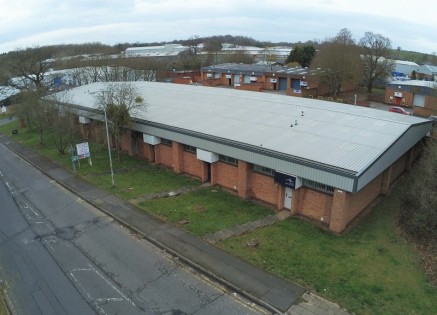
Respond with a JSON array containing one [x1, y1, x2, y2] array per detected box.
[[235, 84, 263, 92], [219, 74, 234, 87], [173, 77, 192, 85], [214, 162, 239, 191], [263, 76, 278, 91], [390, 155, 407, 184], [385, 88, 414, 106], [201, 79, 221, 87], [347, 173, 383, 223], [182, 151, 204, 178], [155, 144, 173, 167], [414, 106, 435, 117], [296, 188, 333, 223], [134, 135, 144, 159], [141, 142, 155, 162], [249, 172, 280, 205], [121, 132, 131, 154]]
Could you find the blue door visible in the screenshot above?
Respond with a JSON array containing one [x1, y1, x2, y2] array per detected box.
[[278, 78, 287, 90]]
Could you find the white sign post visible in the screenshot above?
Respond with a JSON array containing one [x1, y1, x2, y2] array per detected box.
[[76, 142, 92, 166], [1, 106, 6, 113]]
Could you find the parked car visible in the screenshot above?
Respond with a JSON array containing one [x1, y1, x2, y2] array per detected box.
[[389, 106, 411, 115]]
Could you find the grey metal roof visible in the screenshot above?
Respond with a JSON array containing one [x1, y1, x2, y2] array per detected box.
[[65, 82, 431, 180], [200, 63, 316, 76], [418, 64, 437, 75]]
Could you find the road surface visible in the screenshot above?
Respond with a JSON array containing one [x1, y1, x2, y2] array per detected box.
[[0, 139, 265, 315]]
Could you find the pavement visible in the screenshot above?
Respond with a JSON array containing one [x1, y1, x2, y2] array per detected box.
[[0, 126, 351, 315]]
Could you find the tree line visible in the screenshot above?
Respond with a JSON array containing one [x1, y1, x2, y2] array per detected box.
[[286, 28, 395, 96]]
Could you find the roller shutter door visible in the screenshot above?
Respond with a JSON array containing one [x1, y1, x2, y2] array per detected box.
[[278, 78, 287, 90], [413, 94, 425, 107]]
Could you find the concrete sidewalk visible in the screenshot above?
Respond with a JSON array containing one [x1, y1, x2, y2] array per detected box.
[[0, 131, 350, 315]]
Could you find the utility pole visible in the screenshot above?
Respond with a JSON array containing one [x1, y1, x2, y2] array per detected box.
[[103, 105, 115, 188]]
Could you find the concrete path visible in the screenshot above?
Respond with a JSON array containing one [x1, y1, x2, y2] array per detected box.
[[205, 210, 290, 244], [129, 182, 210, 204], [0, 130, 351, 315], [286, 293, 350, 315]]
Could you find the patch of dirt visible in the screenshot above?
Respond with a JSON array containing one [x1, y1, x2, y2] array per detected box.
[[193, 204, 206, 212], [412, 240, 437, 286], [401, 231, 437, 286]]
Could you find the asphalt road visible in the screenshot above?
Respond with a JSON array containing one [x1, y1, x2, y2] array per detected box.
[[0, 140, 265, 315]]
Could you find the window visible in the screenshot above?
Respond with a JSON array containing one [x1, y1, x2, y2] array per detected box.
[[302, 179, 334, 195], [183, 144, 196, 153], [253, 164, 274, 177], [219, 154, 238, 166], [161, 138, 172, 146]]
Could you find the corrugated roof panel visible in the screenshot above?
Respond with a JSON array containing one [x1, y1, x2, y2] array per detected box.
[[65, 81, 430, 175]]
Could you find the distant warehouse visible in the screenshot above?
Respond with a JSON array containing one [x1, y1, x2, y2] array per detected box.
[[60, 82, 432, 233]]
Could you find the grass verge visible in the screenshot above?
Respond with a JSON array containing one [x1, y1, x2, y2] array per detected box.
[[0, 120, 199, 200], [0, 289, 8, 315], [138, 188, 272, 236], [219, 180, 437, 315]]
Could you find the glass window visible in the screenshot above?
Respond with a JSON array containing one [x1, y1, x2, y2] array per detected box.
[[219, 154, 238, 166], [253, 164, 275, 177], [161, 138, 172, 146], [303, 179, 334, 195], [183, 144, 196, 153]]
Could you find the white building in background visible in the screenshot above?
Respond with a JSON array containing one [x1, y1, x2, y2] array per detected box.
[[0, 86, 20, 105], [124, 44, 190, 57], [123, 42, 292, 63], [392, 60, 420, 78], [221, 44, 292, 63], [8, 69, 76, 90], [417, 64, 437, 81]]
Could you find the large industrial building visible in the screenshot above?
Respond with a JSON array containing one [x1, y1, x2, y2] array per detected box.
[[61, 82, 432, 233], [200, 63, 357, 98]]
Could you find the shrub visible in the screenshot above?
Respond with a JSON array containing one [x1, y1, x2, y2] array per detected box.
[[399, 140, 437, 241]]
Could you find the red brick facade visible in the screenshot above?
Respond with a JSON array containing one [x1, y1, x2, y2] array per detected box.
[[385, 87, 414, 107], [250, 172, 280, 206], [385, 86, 437, 117], [82, 122, 419, 233], [295, 188, 333, 224], [212, 162, 239, 191], [201, 68, 355, 97]]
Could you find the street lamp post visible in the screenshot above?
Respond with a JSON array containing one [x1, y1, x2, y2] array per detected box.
[[103, 105, 115, 188]]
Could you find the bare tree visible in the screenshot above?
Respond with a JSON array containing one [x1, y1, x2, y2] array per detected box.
[[8, 46, 53, 92], [260, 47, 279, 63], [94, 82, 146, 161], [359, 32, 394, 93], [310, 28, 361, 97], [14, 90, 48, 144], [44, 91, 80, 154], [203, 39, 223, 66], [222, 49, 254, 64], [186, 35, 200, 55]]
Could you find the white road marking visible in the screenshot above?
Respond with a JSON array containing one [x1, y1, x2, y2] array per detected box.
[[86, 263, 137, 307]]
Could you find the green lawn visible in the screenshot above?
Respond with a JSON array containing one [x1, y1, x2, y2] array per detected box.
[[0, 121, 199, 200], [0, 295, 7, 315], [219, 181, 437, 315], [138, 188, 272, 236], [1, 119, 436, 315]]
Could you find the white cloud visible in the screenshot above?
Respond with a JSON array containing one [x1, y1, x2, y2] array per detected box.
[[0, 0, 435, 54]]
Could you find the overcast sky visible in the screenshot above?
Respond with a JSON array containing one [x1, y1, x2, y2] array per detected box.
[[0, 0, 436, 55]]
